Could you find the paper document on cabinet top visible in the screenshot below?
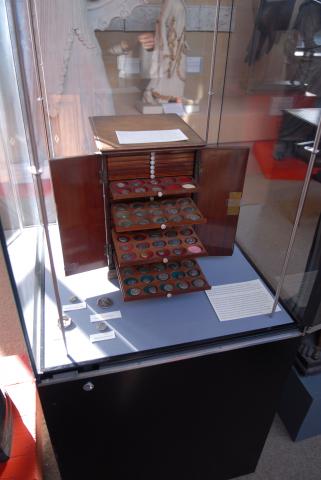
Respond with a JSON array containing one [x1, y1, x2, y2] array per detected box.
[[116, 129, 188, 144], [206, 279, 281, 322]]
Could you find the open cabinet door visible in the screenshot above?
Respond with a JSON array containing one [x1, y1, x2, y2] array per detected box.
[[195, 146, 249, 256], [50, 154, 107, 275]]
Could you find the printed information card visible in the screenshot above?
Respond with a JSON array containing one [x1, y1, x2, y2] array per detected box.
[[206, 279, 281, 322]]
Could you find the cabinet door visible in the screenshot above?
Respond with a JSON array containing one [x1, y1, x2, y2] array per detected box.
[[50, 154, 107, 275], [195, 146, 249, 256]]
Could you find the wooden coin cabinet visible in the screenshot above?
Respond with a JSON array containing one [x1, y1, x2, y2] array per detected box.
[[50, 115, 248, 302]]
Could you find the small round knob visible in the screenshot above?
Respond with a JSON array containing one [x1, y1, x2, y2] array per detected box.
[[166, 293, 172, 298], [83, 382, 95, 392], [163, 258, 168, 263], [157, 191, 163, 197], [161, 224, 166, 230], [150, 174, 155, 179]]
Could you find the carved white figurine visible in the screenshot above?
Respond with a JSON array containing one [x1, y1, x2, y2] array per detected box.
[[141, 0, 187, 104], [36, 0, 145, 156]]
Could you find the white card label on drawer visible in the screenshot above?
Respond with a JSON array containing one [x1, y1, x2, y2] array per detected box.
[[90, 331, 116, 343], [90, 311, 122, 322], [63, 302, 86, 312]]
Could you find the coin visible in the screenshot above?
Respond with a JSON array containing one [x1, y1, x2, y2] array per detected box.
[[182, 259, 195, 268], [161, 284, 174, 292], [185, 237, 197, 245], [97, 296, 113, 308], [153, 240, 166, 247], [168, 239, 181, 246], [141, 275, 154, 284], [187, 245, 202, 254], [172, 271, 185, 279], [188, 269, 200, 277], [119, 220, 132, 227], [177, 281, 189, 290], [124, 277, 138, 286], [144, 286, 157, 294], [157, 273, 169, 281], [96, 321, 108, 332], [186, 214, 201, 221], [128, 288, 141, 296], [192, 279, 205, 288], [118, 235, 129, 243], [180, 228, 193, 236]]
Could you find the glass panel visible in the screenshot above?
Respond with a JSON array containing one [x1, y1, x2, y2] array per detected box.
[[0, 0, 44, 373], [33, 0, 221, 157], [215, 0, 321, 302]]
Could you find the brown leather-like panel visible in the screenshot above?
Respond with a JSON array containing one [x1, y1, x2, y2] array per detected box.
[[195, 147, 249, 256], [50, 154, 106, 275]]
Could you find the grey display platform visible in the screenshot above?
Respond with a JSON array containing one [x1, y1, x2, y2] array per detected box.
[[43, 226, 294, 373], [279, 367, 321, 441]]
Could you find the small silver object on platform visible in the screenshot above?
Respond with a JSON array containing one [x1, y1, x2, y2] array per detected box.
[[97, 296, 113, 308]]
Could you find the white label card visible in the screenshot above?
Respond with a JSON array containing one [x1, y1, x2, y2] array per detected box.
[[206, 279, 281, 322], [90, 311, 122, 322], [116, 129, 188, 144], [63, 302, 86, 312], [90, 331, 116, 343]]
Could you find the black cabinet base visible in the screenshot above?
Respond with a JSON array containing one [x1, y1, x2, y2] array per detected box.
[[38, 336, 299, 480]]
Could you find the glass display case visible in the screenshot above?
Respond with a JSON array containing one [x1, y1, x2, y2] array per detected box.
[[1, 1, 321, 479]]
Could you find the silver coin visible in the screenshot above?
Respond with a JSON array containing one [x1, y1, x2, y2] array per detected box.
[[96, 321, 108, 332], [188, 269, 200, 277], [157, 273, 169, 281], [128, 288, 141, 296], [177, 281, 189, 290], [97, 296, 113, 308], [161, 284, 174, 292], [192, 279, 205, 288]]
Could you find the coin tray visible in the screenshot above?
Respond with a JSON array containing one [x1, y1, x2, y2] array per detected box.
[[110, 176, 198, 200], [117, 259, 210, 301], [111, 197, 206, 232], [112, 226, 208, 267]]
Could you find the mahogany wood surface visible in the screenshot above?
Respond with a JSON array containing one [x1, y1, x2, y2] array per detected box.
[[195, 147, 249, 256], [50, 155, 106, 275], [90, 114, 205, 151]]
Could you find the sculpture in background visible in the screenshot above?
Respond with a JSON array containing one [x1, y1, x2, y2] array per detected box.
[[140, 0, 187, 105]]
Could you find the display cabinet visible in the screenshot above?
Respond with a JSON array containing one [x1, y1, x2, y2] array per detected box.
[[50, 114, 248, 302]]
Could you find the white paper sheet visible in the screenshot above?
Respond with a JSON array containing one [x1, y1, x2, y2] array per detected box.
[[90, 311, 122, 322], [206, 279, 281, 322], [116, 129, 188, 144], [162, 103, 185, 116]]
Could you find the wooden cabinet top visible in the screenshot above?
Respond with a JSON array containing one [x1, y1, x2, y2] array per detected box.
[[89, 114, 205, 152]]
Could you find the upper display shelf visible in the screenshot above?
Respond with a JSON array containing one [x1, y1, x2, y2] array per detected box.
[[90, 114, 206, 151]]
